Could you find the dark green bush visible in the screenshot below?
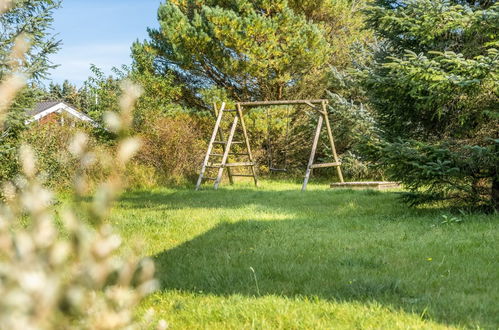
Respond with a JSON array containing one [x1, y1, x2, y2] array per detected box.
[[370, 139, 499, 209]]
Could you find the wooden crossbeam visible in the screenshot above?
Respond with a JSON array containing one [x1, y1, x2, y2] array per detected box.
[[238, 99, 327, 106]]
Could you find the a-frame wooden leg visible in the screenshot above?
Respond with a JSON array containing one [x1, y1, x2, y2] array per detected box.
[[237, 103, 258, 187], [322, 101, 344, 183], [214, 114, 239, 190], [213, 102, 234, 185], [302, 114, 324, 191], [196, 102, 226, 190]]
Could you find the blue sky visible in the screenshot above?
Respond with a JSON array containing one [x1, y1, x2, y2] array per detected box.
[[48, 0, 161, 87]]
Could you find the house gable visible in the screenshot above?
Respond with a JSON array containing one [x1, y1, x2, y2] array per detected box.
[[26, 102, 97, 127]]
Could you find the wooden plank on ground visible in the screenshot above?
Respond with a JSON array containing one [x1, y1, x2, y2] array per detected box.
[[330, 182, 400, 190]]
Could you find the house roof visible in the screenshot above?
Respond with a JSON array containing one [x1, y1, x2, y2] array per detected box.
[[27, 101, 62, 116], [26, 101, 98, 127]]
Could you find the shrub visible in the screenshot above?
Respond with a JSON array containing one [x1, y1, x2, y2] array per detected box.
[[0, 79, 166, 328], [136, 113, 208, 185], [370, 139, 499, 209], [20, 123, 108, 188]]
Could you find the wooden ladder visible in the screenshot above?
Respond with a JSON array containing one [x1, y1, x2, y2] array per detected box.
[[196, 102, 258, 190]]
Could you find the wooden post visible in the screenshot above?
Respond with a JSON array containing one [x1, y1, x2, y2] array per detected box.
[[214, 115, 239, 189], [196, 102, 226, 190], [322, 101, 344, 183], [236, 103, 259, 187], [302, 114, 324, 191], [213, 102, 234, 185]]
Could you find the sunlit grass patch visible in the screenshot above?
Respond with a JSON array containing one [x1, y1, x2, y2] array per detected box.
[[113, 180, 498, 329]]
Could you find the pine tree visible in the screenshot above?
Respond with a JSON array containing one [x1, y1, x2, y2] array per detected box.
[[134, 0, 370, 107]]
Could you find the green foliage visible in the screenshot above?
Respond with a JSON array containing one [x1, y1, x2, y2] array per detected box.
[[0, 84, 47, 183], [73, 61, 185, 130], [367, 48, 498, 140], [82, 65, 122, 122], [135, 113, 208, 185], [366, 0, 497, 56], [326, 93, 381, 180], [0, 81, 164, 329], [364, 0, 499, 209], [129, 44, 184, 125], [0, 0, 61, 80], [371, 139, 499, 208], [0, 0, 61, 184], [20, 123, 107, 188], [47, 80, 91, 110], [136, 0, 371, 107]]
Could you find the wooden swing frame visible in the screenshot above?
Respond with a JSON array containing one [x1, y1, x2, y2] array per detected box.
[[196, 99, 345, 191]]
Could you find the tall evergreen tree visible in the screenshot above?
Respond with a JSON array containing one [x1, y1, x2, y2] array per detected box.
[[364, 0, 499, 209], [134, 0, 370, 107], [0, 0, 61, 183]]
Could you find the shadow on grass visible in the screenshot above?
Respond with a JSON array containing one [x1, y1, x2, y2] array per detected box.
[[120, 187, 497, 328]]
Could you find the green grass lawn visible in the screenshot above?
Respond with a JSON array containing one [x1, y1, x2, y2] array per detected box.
[[111, 181, 498, 329]]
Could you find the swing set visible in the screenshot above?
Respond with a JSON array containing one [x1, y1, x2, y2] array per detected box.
[[196, 99, 345, 191]]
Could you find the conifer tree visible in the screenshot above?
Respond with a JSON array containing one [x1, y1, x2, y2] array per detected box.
[[364, 0, 499, 209], [0, 0, 61, 80], [0, 0, 61, 183], [135, 0, 369, 106]]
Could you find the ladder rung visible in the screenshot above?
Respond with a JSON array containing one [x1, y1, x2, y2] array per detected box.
[[232, 174, 255, 177], [310, 162, 341, 169], [225, 162, 254, 167], [205, 165, 220, 168], [208, 162, 254, 168], [213, 141, 244, 144], [210, 153, 249, 157], [203, 177, 217, 181]]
